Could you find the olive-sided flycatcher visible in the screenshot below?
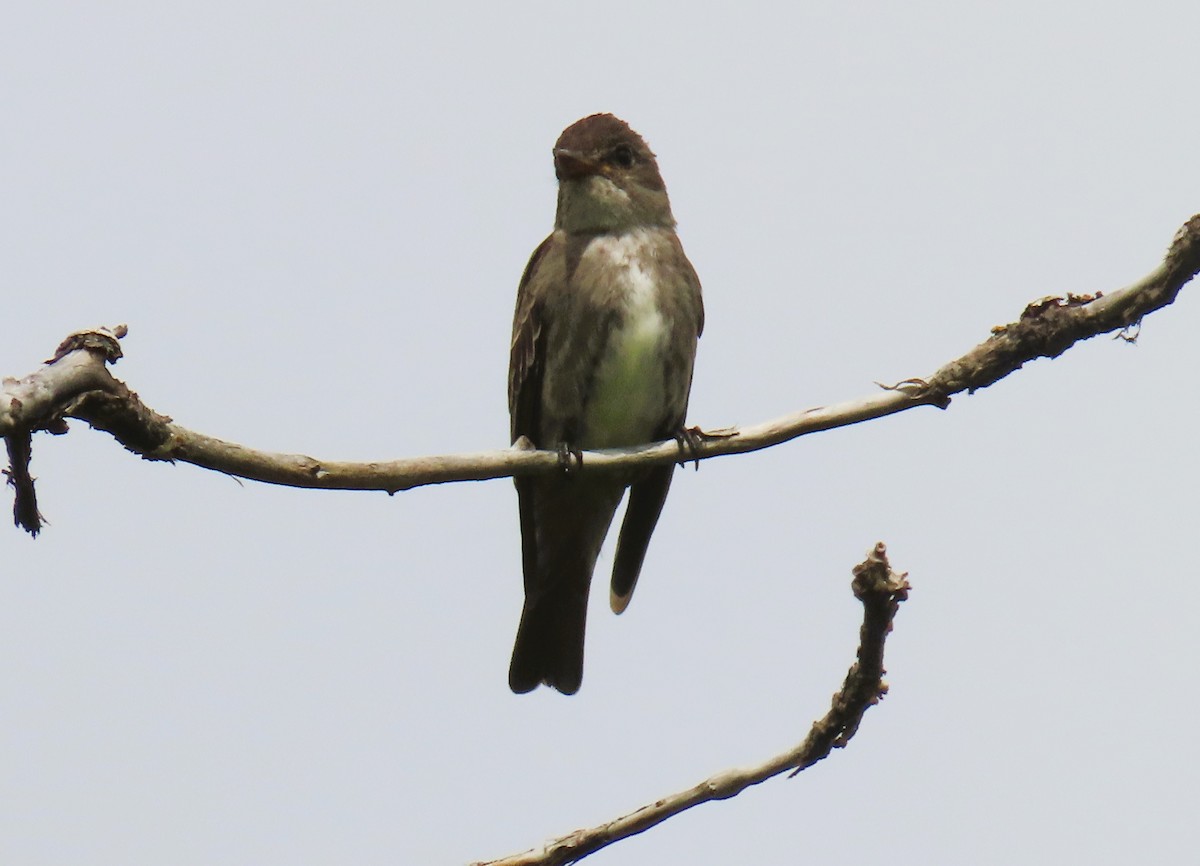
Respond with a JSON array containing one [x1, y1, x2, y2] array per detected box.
[[507, 113, 704, 694]]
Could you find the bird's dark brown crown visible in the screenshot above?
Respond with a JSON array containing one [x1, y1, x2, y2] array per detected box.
[[554, 113, 665, 191]]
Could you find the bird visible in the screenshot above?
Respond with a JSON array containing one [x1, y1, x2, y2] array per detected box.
[[507, 113, 704, 694]]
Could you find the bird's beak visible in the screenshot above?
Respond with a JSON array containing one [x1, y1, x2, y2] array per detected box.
[[553, 148, 599, 181]]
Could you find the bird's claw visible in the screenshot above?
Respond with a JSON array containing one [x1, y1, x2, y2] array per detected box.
[[674, 426, 704, 470], [557, 442, 583, 474], [673, 425, 739, 470]]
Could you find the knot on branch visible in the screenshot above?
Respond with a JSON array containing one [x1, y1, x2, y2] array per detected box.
[[72, 389, 175, 458], [1165, 213, 1200, 279], [851, 542, 911, 605], [51, 324, 128, 364], [983, 291, 1105, 365]]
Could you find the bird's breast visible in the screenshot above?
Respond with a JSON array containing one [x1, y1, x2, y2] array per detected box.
[[578, 230, 671, 449]]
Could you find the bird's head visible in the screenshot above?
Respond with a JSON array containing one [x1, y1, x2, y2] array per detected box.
[[552, 113, 675, 234]]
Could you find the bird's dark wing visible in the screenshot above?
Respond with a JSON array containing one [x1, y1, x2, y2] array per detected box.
[[508, 234, 553, 446], [677, 233, 705, 340], [509, 234, 556, 599]]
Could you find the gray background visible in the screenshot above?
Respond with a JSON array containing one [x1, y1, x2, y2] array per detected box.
[[3, 2, 1198, 864]]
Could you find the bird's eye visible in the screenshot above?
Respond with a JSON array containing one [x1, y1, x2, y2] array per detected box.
[[606, 144, 635, 169]]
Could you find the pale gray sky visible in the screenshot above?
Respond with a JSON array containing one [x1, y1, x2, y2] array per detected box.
[[4, 3, 1198, 864]]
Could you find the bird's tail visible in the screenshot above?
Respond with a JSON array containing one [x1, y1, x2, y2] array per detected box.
[[508, 582, 589, 695], [509, 477, 624, 695]]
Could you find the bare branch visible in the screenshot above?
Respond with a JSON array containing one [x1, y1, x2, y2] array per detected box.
[[473, 543, 910, 866], [3, 216, 1198, 529]]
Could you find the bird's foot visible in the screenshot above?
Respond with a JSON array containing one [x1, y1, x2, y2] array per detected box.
[[557, 442, 583, 474], [673, 425, 737, 470]]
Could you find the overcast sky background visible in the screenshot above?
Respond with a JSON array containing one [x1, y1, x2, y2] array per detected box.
[[3, 3, 1198, 864]]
